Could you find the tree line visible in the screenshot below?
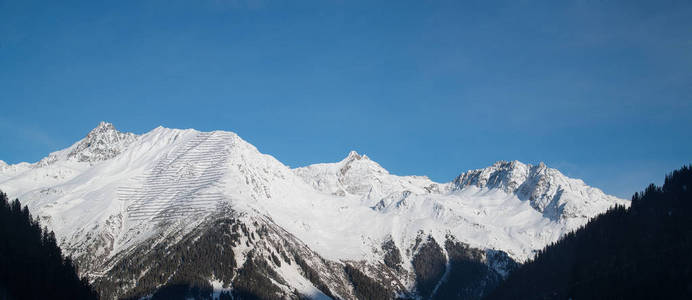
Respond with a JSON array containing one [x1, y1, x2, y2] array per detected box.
[[0, 191, 97, 300]]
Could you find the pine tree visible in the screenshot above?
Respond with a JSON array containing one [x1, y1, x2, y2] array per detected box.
[[0, 191, 98, 300]]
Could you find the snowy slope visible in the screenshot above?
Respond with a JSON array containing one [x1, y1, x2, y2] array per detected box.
[[0, 122, 629, 298], [453, 160, 626, 225]]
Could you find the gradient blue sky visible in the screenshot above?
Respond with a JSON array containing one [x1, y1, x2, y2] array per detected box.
[[1, 0, 690, 198]]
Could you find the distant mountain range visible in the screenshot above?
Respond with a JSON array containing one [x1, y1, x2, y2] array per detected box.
[[0, 122, 627, 299]]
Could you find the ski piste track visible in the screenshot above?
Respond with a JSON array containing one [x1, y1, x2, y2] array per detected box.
[[118, 131, 232, 221]]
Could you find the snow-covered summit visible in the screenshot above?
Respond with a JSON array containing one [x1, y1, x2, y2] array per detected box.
[[453, 160, 627, 221], [0, 124, 637, 299], [344, 150, 367, 161], [67, 121, 138, 163], [36, 122, 138, 166], [294, 150, 440, 205], [0, 123, 629, 268]]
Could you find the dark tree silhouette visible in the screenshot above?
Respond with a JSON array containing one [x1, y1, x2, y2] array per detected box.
[[0, 191, 98, 300], [344, 264, 393, 300]]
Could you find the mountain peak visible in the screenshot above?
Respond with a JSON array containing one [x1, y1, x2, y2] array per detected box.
[[1, 123, 632, 294], [489, 160, 530, 169], [454, 160, 627, 221], [66, 122, 137, 163], [347, 150, 361, 159], [92, 121, 116, 132], [342, 150, 371, 163]]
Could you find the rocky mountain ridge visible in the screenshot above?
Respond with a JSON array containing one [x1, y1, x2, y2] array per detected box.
[[0, 122, 628, 299]]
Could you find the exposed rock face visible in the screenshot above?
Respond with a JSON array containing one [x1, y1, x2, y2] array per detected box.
[[293, 150, 440, 206], [36, 121, 137, 166], [67, 122, 137, 163], [453, 160, 626, 221]]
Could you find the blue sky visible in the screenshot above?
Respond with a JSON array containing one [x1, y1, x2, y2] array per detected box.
[[1, 0, 690, 198]]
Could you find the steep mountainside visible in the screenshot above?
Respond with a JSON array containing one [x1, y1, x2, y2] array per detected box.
[[0, 122, 627, 299], [454, 160, 624, 223], [487, 166, 692, 299]]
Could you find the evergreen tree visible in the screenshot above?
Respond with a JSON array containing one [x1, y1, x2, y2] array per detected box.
[[0, 191, 98, 300]]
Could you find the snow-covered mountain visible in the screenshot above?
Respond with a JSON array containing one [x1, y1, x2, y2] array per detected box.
[[0, 122, 628, 299], [453, 160, 625, 223]]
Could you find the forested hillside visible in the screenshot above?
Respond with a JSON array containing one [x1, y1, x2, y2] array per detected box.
[[487, 165, 692, 299], [0, 191, 97, 300]]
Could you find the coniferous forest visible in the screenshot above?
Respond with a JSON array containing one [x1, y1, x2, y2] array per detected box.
[[0, 191, 98, 300], [487, 165, 692, 299]]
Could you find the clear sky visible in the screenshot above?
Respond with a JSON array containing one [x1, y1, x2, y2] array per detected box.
[[1, 0, 690, 198]]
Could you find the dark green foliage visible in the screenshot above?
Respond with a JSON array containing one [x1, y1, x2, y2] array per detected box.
[[0, 191, 98, 300], [96, 217, 240, 299], [219, 291, 232, 300], [412, 236, 446, 299], [433, 240, 510, 299], [151, 283, 212, 300], [231, 252, 289, 300], [95, 214, 308, 299], [344, 264, 393, 300], [293, 253, 337, 299], [487, 165, 692, 300], [382, 239, 402, 271]]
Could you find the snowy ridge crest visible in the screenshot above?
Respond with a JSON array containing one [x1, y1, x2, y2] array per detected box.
[[294, 150, 439, 204], [67, 122, 138, 163], [452, 160, 627, 221], [0, 123, 628, 274], [37, 122, 138, 166]]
